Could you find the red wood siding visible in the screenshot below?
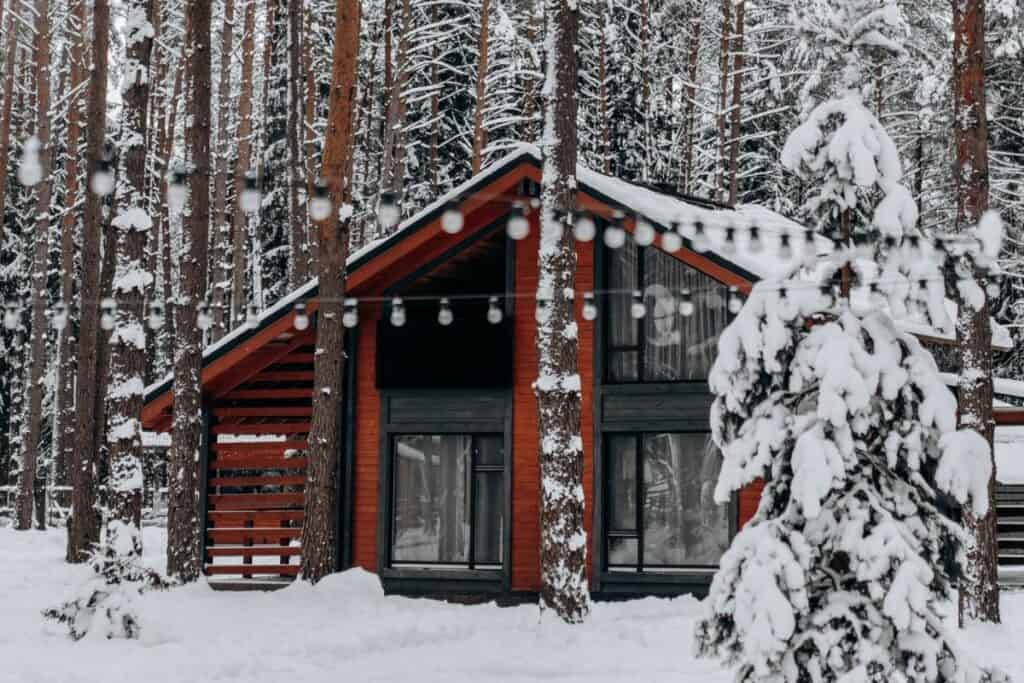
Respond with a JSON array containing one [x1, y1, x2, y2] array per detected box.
[[352, 308, 381, 572], [738, 480, 764, 529]]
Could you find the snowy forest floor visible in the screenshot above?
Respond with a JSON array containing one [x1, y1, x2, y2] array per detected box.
[[2, 527, 1024, 683]]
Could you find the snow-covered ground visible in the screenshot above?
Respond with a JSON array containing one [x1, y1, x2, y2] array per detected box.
[[3, 526, 1024, 683]]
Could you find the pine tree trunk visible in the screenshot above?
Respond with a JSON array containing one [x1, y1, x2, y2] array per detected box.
[[726, 0, 745, 206], [302, 1, 317, 273], [231, 0, 257, 328], [536, 0, 588, 625], [0, 6, 19, 239], [380, 0, 409, 222], [301, 0, 360, 584], [287, 0, 308, 288], [953, 0, 1000, 625], [15, 0, 52, 531], [716, 0, 732, 203], [67, 0, 111, 564], [168, 0, 212, 582], [107, 0, 154, 539], [596, 3, 610, 175], [427, 1, 440, 191], [470, 0, 490, 175], [210, 0, 235, 341], [681, 7, 701, 194], [158, 55, 185, 364]]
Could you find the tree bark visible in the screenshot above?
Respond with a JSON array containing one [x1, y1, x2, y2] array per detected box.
[[287, 0, 308, 288], [301, 0, 360, 584], [106, 0, 154, 539], [535, 0, 588, 624], [16, 0, 53, 531], [167, 0, 212, 582], [716, 0, 732, 202], [210, 0, 235, 341], [67, 0, 111, 563], [379, 0, 409, 226], [158, 54, 185, 364], [681, 5, 701, 193], [0, 6, 19, 240], [470, 0, 490, 174], [726, 0, 745, 206], [231, 0, 257, 328], [953, 0, 1000, 625]]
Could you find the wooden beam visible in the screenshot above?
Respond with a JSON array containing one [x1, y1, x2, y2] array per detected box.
[[996, 408, 1024, 425], [206, 528, 303, 543], [212, 440, 308, 454], [211, 422, 311, 436], [204, 564, 300, 576], [206, 546, 303, 558], [208, 333, 316, 398], [214, 406, 313, 418], [207, 492, 305, 509], [208, 474, 307, 487], [207, 510, 305, 525], [219, 388, 314, 401], [245, 370, 315, 383]]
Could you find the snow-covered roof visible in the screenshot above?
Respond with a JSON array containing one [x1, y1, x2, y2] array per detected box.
[[996, 426, 1024, 484], [143, 144, 1011, 405], [940, 373, 1024, 402]]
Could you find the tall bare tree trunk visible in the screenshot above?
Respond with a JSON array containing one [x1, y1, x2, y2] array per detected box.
[[286, 0, 308, 288], [107, 0, 154, 538], [379, 0, 409, 224], [67, 0, 111, 563], [158, 55, 185, 363], [302, 1, 317, 272], [16, 0, 52, 531], [681, 6, 701, 193], [953, 0, 999, 625], [427, 2, 440, 191], [167, 0, 212, 582], [231, 0, 257, 328], [726, 0, 745, 206], [301, 0, 360, 584], [536, 0, 588, 625], [470, 0, 490, 175], [210, 0, 235, 341], [596, 2, 610, 175], [716, 0, 732, 202], [0, 7, 19, 238]]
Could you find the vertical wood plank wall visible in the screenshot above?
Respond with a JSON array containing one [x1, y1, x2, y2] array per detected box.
[[352, 308, 380, 571]]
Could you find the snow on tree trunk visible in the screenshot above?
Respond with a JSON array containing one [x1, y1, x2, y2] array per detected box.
[[167, 0, 212, 582], [301, 0, 360, 584], [210, 0, 235, 341], [231, 0, 257, 329], [470, 0, 490, 174], [534, 0, 589, 625], [68, 0, 111, 564], [953, 0, 1000, 625], [694, 2, 1006, 680], [15, 0, 53, 532], [286, 0, 309, 288], [0, 5, 18, 243]]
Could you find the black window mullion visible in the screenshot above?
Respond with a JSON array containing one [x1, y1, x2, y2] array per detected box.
[[635, 433, 644, 573], [637, 246, 646, 382], [468, 436, 477, 570]]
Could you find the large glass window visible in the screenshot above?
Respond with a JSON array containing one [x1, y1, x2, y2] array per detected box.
[[605, 433, 729, 570], [391, 434, 504, 568], [607, 240, 730, 383]]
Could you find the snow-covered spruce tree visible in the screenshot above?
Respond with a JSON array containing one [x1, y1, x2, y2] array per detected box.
[[694, 2, 1006, 681], [534, 0, 589, 624]]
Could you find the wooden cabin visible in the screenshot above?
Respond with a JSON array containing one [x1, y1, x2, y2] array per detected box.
[[142, 144, 1021, 599]]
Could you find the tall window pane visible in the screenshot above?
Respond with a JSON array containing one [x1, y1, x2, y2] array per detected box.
[[473, 471, 503, 565], [642, 433, 729, 566], [608, 240, 640, 382]]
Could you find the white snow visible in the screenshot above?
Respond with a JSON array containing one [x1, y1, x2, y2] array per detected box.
[[995, 426, 1024, 484]]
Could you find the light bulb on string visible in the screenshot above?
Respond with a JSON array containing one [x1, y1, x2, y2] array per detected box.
[[778, 231, 793, 260], [582, 292, 598, 321], [196, 302, 212, 331], [148, 302, 166, 330], [293, 302, 310, 331], [51, 301, 68, 331], [378, 191, 399, 229], [630, 290, 647, 319], [244, 304, 260, 329], [342, 298, 359, 328], [18, 136, 42, 187], [438, 298, 454, 326], [535, 296, 550, 325], [167, 165, 188, 214], [573, 211, 596, 242], [661, 222, 682, 253], [487, 296, 504, 325], [727, 287, 743, 315], [802, 229, 817, 265], [441, 201, 464, 234], [100, 298, 118, 331], [91, 148, 116, 197], [603, 210, 626, 249], [678, 289, 694, 317], [241, 170, 261, 213], [390, 298, 406, 328], [722, 226, 737, 256], [309, 180, 333, 222], [507, 202, 529, 240], [691, 221, 709, 253], [747, 225, 763, 254], [634, 216, 655, 247]]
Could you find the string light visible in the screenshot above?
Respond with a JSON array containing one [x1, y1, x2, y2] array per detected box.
[[802, 229, 817, 263], [18, 136, 42, 187], [342, 298, 359, 328], [441, 201, 464, 234], [197, 302, 212, 331], [778, 231, 792, 260], [573, 211, 596, 242], [727, 286, 743, 314], [100, 298, 117, 331], [582, 292, 598, 321], [487, 296, 504, 325], [678, 289, 694, 317], [389, 297, 406, 328], [438, 297, 454, 326], [722, 226, 737, 256], [51, 301, 68, 331], [691, 221, 709, 253], [309, 180, 332, 222], [91, 151, 115, 197], [148, 302, 165, 330], [604, 210, 626, 249], [244, 304, 260, 329], [535, 296, 549, 324], [748, 225, 763, 254], [661, 222, 682, 253], [167, 165, 188, 214], [293, 302, 310, 331], [378, 191, 399, 228], [630, 290, 647, 319], [986, 277, 1001, 299], [507, 202, 529, 240], [241, 171, 261, 213], [634, 216, 655, 247]]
